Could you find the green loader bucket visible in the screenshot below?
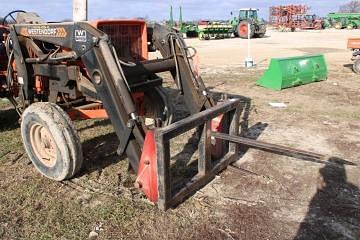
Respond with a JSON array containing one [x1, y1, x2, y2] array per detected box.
[[256, 54, 328, 91]]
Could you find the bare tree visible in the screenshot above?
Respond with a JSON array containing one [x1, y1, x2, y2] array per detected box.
[[339, 0, 360, 13]]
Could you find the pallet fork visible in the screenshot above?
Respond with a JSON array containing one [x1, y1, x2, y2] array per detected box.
[[136, 98, 355, 210]]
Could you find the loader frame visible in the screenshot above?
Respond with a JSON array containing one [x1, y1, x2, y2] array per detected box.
[[155, 99, 240, 210]]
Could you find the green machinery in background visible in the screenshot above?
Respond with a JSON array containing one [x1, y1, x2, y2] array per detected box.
[[230, 8, 266, 38], [257, 55, 328, 91], [325, 12, 360, 29], [168, 6, 267, 40], [168, 6, 199, 38], [197, 21, 233, 40], [168, 6, 234, 40]]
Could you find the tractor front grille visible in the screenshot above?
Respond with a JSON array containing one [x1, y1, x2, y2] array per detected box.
[[98, 23, 144, 62]]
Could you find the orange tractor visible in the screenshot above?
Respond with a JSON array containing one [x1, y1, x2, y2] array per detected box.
[[0, 10, 353, 211]]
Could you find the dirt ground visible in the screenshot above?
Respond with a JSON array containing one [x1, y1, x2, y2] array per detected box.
[[0, 29, 360, 240]]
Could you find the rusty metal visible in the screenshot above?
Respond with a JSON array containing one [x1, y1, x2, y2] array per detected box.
[[212, 132, 329, 164], [269, 5, 313, 30], [94, 20, 148, 61], [212, 132, 356, 166], [154, 99, 241, 210]]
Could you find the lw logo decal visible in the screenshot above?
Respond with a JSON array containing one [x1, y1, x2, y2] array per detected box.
[[75, 29, 87, 42], [20, 26, 67, 38]]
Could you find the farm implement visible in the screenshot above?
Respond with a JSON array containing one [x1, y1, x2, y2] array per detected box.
[[197, 21, 233, 40], [326, 12, 360, 29], [269, 5, 324, 31], [0, 11, 354, 210]]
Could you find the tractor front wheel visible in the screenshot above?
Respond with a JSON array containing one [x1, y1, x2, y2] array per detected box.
[[237, 21, 254, 39], [353, 59, 360, 74], [21, 102, 83, 181]]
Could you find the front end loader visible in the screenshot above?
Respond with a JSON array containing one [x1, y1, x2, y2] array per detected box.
[[1, 11, 354, 210], [0, 11, 240, 208]]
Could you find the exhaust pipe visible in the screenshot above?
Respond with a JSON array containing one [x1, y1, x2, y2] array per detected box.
[[73, 0, 88, 21]]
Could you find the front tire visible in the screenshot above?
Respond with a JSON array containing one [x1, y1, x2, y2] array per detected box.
[[21, 102, 83, 181]]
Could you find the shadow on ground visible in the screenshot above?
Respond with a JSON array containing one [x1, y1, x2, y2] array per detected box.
[[0, 108, 19, 131], [343, 63, 354, 71], [77, 131, 124, 177], [295, 159, 360, 240]]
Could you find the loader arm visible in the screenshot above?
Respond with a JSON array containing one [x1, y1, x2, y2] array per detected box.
[[10, 22, 145, 170], [9, 21, 218, 172], [149, 23, 215, 113]]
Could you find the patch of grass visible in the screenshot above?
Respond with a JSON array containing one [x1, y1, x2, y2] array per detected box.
[[0, 99, 11, 109], [95, 200, 136, 225]]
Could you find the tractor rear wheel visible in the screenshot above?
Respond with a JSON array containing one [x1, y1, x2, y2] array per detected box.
[[237, 21, 254, 39], [353, 60, 360, 74], [21, 102, 83, 181]]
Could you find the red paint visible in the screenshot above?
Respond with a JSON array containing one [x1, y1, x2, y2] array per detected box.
[[135, 131, 158, 203], [211, 114, 225, 159], [67, 108, 108, 120], [239, 24, 248, 36], [132, 92, 145, 116]]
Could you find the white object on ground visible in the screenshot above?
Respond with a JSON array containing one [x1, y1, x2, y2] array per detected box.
[[245, 23, 255, 68], [269, 102, 287, 108]]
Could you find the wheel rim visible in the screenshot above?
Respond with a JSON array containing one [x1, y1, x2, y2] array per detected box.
[[29, 123, 57, 168], [239, 24, 248, 36]]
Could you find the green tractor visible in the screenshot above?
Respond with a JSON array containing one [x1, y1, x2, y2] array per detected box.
[[230, 8, 266, 38]]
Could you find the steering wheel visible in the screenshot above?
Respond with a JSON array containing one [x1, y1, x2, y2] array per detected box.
[[2, 10, 26, 26]]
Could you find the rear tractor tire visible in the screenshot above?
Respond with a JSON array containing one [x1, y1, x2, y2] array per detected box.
[[353, 59, 360, 74], [237, 21, 254, 39], [21, 102, 83, 181]]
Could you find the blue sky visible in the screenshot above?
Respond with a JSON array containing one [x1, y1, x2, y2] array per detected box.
[[0, 0, 344, 21]]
